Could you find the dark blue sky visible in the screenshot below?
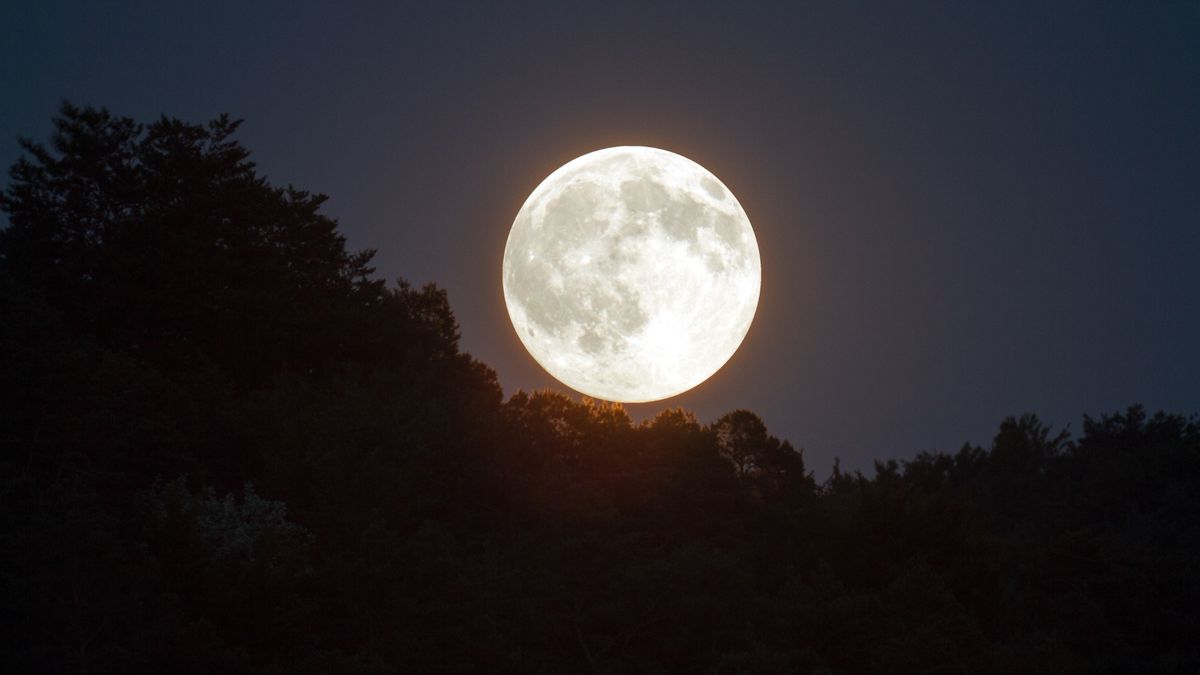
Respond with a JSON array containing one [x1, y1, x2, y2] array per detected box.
[[4, 1, 1197, 474]]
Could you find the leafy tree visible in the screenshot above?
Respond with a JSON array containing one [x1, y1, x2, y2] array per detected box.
[[0, 102, 382, 388], [711, 409, 812, 500]]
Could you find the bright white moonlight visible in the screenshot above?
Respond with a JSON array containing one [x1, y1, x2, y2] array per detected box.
[[503, 146, 760, 403]]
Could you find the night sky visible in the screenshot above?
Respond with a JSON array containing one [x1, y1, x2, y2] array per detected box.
[[4, 1, 1197, 475]]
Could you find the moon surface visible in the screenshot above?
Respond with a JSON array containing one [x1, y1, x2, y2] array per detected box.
[[503, 146, 760, 403]]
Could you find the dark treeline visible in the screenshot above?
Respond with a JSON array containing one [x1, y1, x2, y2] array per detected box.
[[2, 105, 1197, 674]]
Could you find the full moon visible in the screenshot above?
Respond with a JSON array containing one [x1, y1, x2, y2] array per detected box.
[[503, 146, 760, 403]]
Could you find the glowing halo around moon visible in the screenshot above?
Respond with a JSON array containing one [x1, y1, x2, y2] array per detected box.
[[502, 146, 761, 403]]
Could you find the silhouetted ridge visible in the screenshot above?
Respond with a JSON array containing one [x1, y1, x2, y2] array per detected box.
[[2, 105, 1196, 673]]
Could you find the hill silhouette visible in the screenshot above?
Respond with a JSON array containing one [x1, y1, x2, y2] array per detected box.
[[2, 104, 1197, 673]]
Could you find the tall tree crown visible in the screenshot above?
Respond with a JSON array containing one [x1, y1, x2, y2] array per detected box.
[[1, 103, 386, 385]]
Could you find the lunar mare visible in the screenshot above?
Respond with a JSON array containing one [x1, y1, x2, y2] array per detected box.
[[503, 146, 760, 403]]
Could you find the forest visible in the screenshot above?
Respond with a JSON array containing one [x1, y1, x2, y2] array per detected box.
[[2, 105, 1197, 674]]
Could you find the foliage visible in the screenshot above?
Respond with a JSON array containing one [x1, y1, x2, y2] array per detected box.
[[2, 104, 1197, 673]]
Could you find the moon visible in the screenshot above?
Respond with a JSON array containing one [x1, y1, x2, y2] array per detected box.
[[503, 146, 760, 403]]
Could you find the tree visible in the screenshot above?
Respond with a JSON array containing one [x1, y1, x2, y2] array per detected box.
[[710, 409, 810, 497], [0, 102, 382, 387]]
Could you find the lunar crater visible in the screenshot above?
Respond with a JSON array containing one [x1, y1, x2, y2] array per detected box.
[[503, 146, 760, 402]]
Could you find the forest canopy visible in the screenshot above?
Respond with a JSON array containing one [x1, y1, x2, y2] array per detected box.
[[2, 104, 1197, 674]]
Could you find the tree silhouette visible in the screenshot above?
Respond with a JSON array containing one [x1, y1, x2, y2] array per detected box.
[[2, 104, 1197, 673], [1, 102, 381, 388]]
